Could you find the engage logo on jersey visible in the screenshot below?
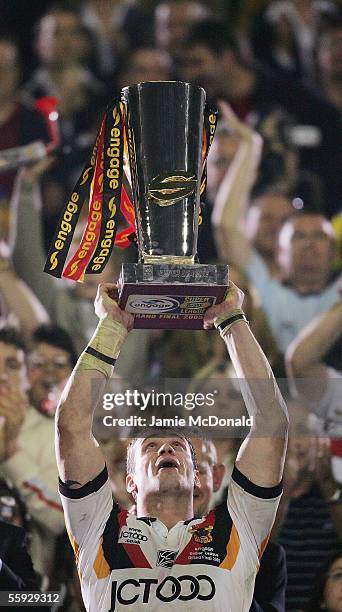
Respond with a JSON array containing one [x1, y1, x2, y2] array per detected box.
[[118, 526, 148, 545], [109, 574, 216, 610], [156, 550, 178, 568]]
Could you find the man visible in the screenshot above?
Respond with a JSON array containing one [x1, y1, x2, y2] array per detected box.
[[0, 326, 69, 573], [272, 401, 342, 611], [55, 281, 288, 611], [216, 205, 340, 356], [181, 20, 341, 216], [192, 439, 287, 612], [154, 0, 209, 65]]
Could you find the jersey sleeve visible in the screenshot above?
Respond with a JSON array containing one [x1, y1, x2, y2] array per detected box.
[[227, 466, 282, 571], [58, 466, 114, 564]]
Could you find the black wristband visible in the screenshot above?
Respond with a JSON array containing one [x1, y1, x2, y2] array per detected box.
[[85, 346, 117, 366], [216, 313, 249, 334]]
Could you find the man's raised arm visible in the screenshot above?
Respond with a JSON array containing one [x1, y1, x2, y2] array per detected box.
[[55, 283, 133, 487], [204, 282, 288, 487]]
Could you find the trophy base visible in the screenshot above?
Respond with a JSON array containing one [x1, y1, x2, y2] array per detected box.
[[118, 263, 229, 329]]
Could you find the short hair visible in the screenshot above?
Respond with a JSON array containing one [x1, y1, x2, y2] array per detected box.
[[0, 326, 26, 352], [126, 429, 198, 474], [185, 19, 239, 57], [31, 325, 77, 366]]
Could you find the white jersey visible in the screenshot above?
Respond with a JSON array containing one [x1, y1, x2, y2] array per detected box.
[[59, 466, 282, 612]]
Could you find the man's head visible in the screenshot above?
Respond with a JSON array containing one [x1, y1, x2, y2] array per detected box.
[[28, 325, 76, 412], [116, 46, 172, 90], [0, 37, 21, 104], [245, 193, 294, 259], [0, 327, 28, 394], [181, 21, 245, 97], [35, 7, 86, 68], [287, 400, 320, 475], [192, 438, 224, 517], [126, 430, 199, 513], [277, 212, 336, 290], [155, 0, 209, 60]]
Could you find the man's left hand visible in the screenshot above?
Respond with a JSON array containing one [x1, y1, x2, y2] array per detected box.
[[203, 281, 245, 329]]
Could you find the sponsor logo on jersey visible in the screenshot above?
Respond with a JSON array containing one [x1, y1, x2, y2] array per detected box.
[[109, 574, 216, 609], [156, 550, 178, 568], [118, 527, 148, 545], [188, 524, 213, 544]]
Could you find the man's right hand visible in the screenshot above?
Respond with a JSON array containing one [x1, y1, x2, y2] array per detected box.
[[95, 283, 134, 331]]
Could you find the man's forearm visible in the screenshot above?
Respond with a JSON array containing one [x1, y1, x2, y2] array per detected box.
[[55, 312, 129, 485], [287, 302, 342, 376], [223, 321, 288, 432]]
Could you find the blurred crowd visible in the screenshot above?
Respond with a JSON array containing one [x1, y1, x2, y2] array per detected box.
[[0, 1, 341, 611]]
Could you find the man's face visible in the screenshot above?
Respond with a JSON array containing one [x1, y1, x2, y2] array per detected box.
[[28, 342, 73, 411], [155, 2, 206, 59], [126, 436, 198, 502], [37, 13, 85, 65], [0, 342, 27, 394], [192, 439, 213, 517], [180, 43, 219, 95], [119, 49, 171, 88], [318, 28, 342, 81], [277, 214, 335, 283], [246, 195, 294, 258], [324, 557, 342, 612], [0, 42, 20, 102]]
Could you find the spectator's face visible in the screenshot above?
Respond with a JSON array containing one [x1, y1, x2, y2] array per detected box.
[[192, 439, 223, 517], [287, 403, 317, 473], [246, 195, 293, 258], [37, 13, 85, 66], [0, 342, 27, 394], [155, 2, 206, 59], [127, 437, 199, 502], [28, 342, 73, 411], [277, 215, 335, 284], [318, 28, 342, 81], [0, 41, 20, 101], [119, 48, 172, 88], [207, 132, 240, 201], [323, 557, 342, 612], [180, 43, 219, 95]]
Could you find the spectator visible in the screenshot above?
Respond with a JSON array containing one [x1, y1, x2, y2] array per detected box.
[[0, 36, 49, 237], [24, 5, 105, 239], [0, 327, 65, 575], [316, 14, 342, 112], [0, 240, 49, 336], [287, 300, 342, 435], [216, 196, 340, 358], [182, 19, 342, 216], [209, 101, 294, 279], [115, 45, 173, 91], [305, 550, 342, 612], [154, 0, 210, 68], [192, 438, 287, 612], [250, 0, 339, 85], [9, 167, 151, 384], [27, 324, 76, 418], [273, 401, 342, 611], [80, 0, 152, 81]]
